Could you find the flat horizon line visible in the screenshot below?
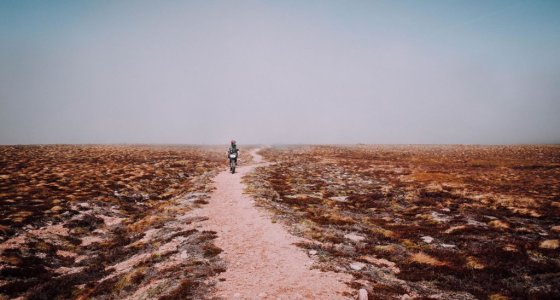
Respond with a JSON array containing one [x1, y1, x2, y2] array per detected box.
[[1, 142, 559, 147]]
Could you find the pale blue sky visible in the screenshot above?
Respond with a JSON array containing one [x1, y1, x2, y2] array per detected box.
[[1, 0, 559, 144]]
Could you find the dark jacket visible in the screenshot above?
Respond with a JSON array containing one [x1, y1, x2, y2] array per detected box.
[[228, 146, 239, 157]]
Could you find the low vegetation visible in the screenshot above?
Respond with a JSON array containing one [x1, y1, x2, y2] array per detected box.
[[0, 145, 226, 299], [244, 145, 560, 299]]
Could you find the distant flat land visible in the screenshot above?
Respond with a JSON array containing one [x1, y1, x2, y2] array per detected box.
[[2, 144, 559, 299], [245, 145, 560, 299], [0, 145, 227, 299]]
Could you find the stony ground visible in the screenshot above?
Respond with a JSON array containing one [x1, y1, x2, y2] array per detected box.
[[0, 145, 231, 299], [244, 145, 560, 300]]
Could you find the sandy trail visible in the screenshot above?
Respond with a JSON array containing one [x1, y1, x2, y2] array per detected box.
[[195, 148, 351, 299]]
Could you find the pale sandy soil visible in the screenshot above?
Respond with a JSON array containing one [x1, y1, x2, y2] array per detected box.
[[195, 149, 352, 299]]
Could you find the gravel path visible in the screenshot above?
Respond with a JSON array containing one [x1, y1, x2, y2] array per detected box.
[[195, 148, 352, 299]]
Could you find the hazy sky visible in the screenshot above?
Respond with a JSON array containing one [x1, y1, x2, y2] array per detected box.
[[1, 0, 559, 145]]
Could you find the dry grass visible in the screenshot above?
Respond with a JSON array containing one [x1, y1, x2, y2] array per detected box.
[[0, 145, 228, 299], [410, 252, 447, 266], [244, 145, 560, 299], [539, 239, 559, 250]]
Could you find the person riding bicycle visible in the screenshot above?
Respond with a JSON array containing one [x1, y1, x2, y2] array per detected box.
[[228, 140, 239, 165]]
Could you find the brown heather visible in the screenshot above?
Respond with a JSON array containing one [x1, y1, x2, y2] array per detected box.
[[243, 145, 560, 299], [0, 145, 227, 299]]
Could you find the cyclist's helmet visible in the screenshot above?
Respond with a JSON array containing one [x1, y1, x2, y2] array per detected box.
[[231, 140, 236, 145]]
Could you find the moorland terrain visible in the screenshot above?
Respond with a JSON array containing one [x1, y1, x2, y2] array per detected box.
[[244, 145, 560, 299], [0, 145, 229, 299], [1, 144, 559, 300]]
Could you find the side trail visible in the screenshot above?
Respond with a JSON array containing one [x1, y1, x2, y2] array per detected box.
[[194, 148, 351, 299]]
